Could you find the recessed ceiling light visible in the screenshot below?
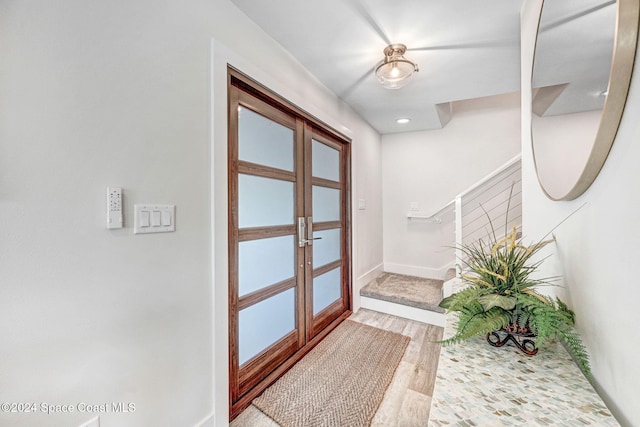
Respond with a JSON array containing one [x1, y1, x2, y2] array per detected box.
[[396, 118, 411, 124]]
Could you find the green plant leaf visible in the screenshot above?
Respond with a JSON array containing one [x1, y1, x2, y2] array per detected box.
[[439, 294, 455, 309], [439, 307, 510, 346], [478, 294, 516, 311], [438, 287, 486, 312], [559, 329, 592, 382]]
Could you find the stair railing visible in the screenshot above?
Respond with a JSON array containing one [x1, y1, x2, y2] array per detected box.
[[454, 155, 522, 275]]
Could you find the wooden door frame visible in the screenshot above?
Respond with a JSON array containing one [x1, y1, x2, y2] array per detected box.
[[227, 68, 353, 420]]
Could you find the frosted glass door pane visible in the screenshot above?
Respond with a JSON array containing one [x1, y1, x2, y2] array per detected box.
[[313, 267, 341, 315], [239, 235, 295, 296], [313, 228, 341, 268], [239, 174, 294, 227], [312, 140, 339, 181], [239, 108, 294, 172], [312, 186, 340, 222], [239, 288, 296, 365]]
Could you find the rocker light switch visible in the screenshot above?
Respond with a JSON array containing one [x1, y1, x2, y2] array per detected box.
[[140, 210, 150, 227], [161, 210, 172, 226], [151, 211, 161, 227], [134, 204, 175, 234]]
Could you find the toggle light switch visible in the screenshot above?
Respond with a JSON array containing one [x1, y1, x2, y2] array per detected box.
[[134, 204, 175, 234]]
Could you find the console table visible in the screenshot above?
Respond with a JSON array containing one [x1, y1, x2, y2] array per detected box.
[[428, 315, 620, 426]]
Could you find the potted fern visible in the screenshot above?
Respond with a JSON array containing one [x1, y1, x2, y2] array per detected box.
[[439, 224, 592, 380]]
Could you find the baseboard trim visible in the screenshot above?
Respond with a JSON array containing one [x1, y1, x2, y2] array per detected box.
[[194, 411, 215, 427], [353, 263, 384, 312], [383, 262, 454, 280], [360, 295, 445, 327], [356, 263, 384, 288]]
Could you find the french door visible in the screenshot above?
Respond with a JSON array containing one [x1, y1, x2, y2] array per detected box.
[[228, 70, 351, 418]]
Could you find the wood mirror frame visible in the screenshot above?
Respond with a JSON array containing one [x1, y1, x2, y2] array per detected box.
[[531, 0, 639, 201]]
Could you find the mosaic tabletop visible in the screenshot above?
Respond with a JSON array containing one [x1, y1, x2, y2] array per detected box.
[[428, 315, 619, 426]]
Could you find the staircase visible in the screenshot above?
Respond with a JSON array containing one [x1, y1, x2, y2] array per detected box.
[[360, 270, 457, 327], [360, 156, 521, 327]]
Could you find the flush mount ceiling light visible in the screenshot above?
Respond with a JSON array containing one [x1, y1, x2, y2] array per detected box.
[[375, 44, 419, 89]]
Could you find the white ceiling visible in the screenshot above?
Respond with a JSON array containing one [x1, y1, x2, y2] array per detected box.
[[231, 0, 616, 134]]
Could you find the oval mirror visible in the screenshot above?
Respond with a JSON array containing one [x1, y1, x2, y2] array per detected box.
[[531, 0, 638, 201]]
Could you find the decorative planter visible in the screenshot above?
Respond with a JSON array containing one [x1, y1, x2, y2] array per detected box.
[[486, 324, 538, 355]]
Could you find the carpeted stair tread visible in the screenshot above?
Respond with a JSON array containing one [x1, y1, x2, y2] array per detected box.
[[444, 267, 456, 282], [360, 272, 445, 313]]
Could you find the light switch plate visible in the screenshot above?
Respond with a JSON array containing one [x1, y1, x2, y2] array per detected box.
[[134, 204, 175, 234]]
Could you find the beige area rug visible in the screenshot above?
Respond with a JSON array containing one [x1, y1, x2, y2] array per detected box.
[[252, 320, 410, 427]]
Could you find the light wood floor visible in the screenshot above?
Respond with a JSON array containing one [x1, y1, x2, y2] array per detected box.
[[230, 308, 444, 427]]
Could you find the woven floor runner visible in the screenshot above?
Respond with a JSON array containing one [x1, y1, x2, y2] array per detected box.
[[253, 319, 410, 427]]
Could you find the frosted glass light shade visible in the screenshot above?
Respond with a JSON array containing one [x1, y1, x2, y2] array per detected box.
[[375, 44, 418, 89]]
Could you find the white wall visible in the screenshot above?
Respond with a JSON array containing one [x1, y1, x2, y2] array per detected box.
[[352, 123, 385, 301], [0, 1, 383, 426], [522, 2, 640, 425], [381, 95, 521, 278]]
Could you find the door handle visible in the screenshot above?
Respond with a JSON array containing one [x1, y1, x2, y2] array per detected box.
[[307, 217, 322, 245], [298, 217, 308, 247], [298, 217, 322, 247]]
